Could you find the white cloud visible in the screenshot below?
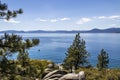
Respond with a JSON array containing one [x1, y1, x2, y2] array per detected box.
[[108, 15, 120, 19], [4, 19, 20, 24], [38, 19, 47, 22], [95, 15, 120, 19], [50, 18, 70, 22], [35, 17, 71, 23], [50, 19, 58, 22], [60, 18, 70, 21], [98, 16, 107, 19], [35, 18, 47, 22], [76, 18, 91, 24]]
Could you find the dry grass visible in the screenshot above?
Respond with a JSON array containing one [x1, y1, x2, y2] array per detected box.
[[76, 68, 120, 80]]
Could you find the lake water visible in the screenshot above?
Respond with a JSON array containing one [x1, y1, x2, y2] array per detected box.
[[0, 33, 120, 68]]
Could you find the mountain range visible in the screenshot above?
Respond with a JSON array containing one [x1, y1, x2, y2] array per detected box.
[[0, 28, 120, 33]]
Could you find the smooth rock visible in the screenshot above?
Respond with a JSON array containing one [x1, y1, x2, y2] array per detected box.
[[48, 63, 54, 68], [78, 71, 85, 80], [59, 73, 78, 80], [60, 71, 85, 80], [43, 70, 67, 80], [44, 68, 53, 73]]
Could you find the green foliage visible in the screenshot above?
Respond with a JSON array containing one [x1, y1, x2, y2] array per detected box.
[[76, 68, 120, 80], [0, 33, 40, 79], [0, 59, 52, 79], [0, 56, 9, 73], [17, 51, 30, 67], [97, 49, 109, 69], [32, 38, 40, 46], [0, 33, 39, 59], [0, 1, 23, 20], [0, 33, 22, 54], [29, 60, 51, 78], [63, 33, 89, 71]]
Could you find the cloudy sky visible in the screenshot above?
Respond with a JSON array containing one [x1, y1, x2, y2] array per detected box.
[[0, 0, 120, 31]]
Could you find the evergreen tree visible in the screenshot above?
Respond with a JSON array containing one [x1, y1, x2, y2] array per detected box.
[[97, 49, 109, 69], [0, 0, 23, 20], [0, 0, 23, 74], [0, 33, 40, 73], [63, 33, 89, 72]]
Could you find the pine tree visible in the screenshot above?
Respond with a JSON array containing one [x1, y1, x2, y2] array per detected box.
[[97, 49, 109, 69], [0, 0, 23, 20], [63, 33, 89, 72], [0, 33, 40, 73], [0, 0, 23, 74]]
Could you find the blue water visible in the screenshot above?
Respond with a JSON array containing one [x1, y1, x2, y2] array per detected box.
[[1, 33, 120, 68]]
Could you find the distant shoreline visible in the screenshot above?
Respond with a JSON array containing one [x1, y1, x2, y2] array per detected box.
[[0, 28, 120, 33]]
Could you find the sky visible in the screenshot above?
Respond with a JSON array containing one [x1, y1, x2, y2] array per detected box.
[[0, 0, 120, 31]]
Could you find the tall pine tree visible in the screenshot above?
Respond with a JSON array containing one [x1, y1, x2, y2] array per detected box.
[[97, 49, 109, 69], [63, 33, 89, 72]]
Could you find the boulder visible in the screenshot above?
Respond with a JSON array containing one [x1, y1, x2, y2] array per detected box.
[[59, 71, 85, 80], [43, 70, 67, 80], [59, 73, 78, 80], [78, 71, 85, 80], [43, 74, 62, 80], [44, 63, 55, 74], [48, 63, 54, 68], [44, 68, 53, 73]]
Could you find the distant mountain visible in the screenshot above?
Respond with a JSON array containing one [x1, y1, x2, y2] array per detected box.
[[88, 28, 120, 33], [18, 28, 120, 33], [0, 28, 120, 33]]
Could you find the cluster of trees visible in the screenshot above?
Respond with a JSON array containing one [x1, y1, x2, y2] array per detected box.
[[63, 33, 109, 72]]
